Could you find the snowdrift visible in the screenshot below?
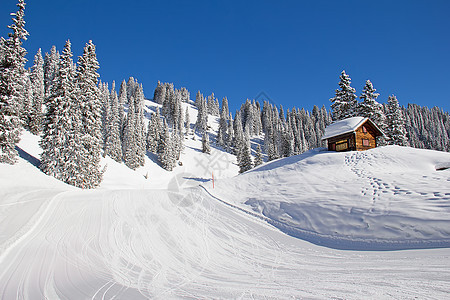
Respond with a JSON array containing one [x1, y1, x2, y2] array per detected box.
[[209, 146, 450, 250]]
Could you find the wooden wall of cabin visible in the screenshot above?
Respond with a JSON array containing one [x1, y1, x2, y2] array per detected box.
[[327, 133, 356, 152], [355, 124, 377, 150]]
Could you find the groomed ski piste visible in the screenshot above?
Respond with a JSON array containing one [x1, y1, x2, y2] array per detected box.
[[1, 100, 450, 299]]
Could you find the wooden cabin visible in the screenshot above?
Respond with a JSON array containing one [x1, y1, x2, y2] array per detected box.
[[321, 117, 384, 152]]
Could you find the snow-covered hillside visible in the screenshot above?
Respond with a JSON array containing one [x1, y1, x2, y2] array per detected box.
[[1, 107, 450, 297], [210, 146, 450, 250]]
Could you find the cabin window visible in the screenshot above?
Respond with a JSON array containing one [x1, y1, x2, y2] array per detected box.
[[362, 126, 367, 133], [362, 139, 370, 147], [336, 141, 348, 151]]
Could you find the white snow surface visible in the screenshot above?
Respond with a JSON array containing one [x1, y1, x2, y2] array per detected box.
[[210, 146, 450, 250], [1, 108, 450, 298], [321, 116, 367, 140]]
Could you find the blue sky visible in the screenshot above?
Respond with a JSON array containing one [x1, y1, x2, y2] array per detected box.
[[1, 0, 449, 113]]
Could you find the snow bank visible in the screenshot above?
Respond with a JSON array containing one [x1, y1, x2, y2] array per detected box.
[[209, 146, 450, 250]]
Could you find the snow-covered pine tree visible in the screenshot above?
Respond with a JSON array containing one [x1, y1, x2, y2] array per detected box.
[[254, 144, 263, 166], [146, 112, 159, 153], [217, 106, 228, 147], [28, 48, 44, 134], [262, 103, 278, 161], [175, 89, 184, 133], [195, 93, 208, 134], [0, 0, 28, 164], [242, 99, 256, 136], [100, 81, 110, 151], [180, 87, 190, 103], [226, 114, 234, 152], [253, 100, 263, 135], [153, 80, 164, 104], [122, 94, 138, 169], [358, 80, 386, 145], [40, 40, 84, 186], [118, 79, 127, 137], [105, 81, 122, 162], [172, 129, 183, 160], [158, 119, 176, 171], [19, 70, 31, 128], [195, 90, 202, 108], [76, 40, 103, 187], [43, 45, 59, 99], [162, 83, 173, 124], [202, 131, 211, 154], [126, 77, 137, 100], [358, 80, 385, 125], [385, 95, 407, 146], [279, 104, 285, 122], [233, 110, 245, 156], [207, 93, 219, 116], [238, 134, 253, 173], [184, 106, 190, 135], [280, 121, 294, 157], [330, 70, 358, 121], [133, 84, 146, 167]]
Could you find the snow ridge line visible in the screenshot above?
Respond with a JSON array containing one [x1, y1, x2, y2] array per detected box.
[[199, 185, 450, 251]]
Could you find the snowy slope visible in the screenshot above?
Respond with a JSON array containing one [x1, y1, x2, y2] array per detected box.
[[1, 103, 450, 298], [1, 151, 450, 298], [209, 146, 450, 250]]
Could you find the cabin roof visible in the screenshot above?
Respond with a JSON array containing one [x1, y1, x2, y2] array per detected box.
[[321, 117, 383, 140]]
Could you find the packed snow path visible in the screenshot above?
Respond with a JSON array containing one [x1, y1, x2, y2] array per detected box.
[[1, 187, 449, 299]]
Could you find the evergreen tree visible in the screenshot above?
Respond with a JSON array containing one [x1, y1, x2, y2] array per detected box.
[[76, 40, 103, 187], [28, 48, 44, 134], [172, 129, 183, 160], [184, 106, 190, 135], [133, 83, 146, 167], [20, 73, 32, 128], [153, 80, 165, 104], [254, 144, 263, 166], [195, 90, 202, 108], [358, 80, 385, 126], [158, 119, 176, 171], [202, 131, 211, 154], [105, 80, 122, 162], [385, 95, 407, 146], [100, 81, 110, 150], [233, 110, 245, 156], [180, 87, 190, 102], [280, 124, 294, 157], [238, 135, 253, 173], [40, 40, 84, 186], [146, 112, 159, 153], [226, 114, 234, 152], [0, 0, 28, 164], [118, 79, 126, 126], [195, 93, 208, 134], [330, 70, 357, 121], [43, 45, 59, 99], [123, 94, 138, 169]]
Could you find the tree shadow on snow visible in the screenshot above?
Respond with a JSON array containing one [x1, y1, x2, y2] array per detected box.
[[16, 146, 40, 168], [183, 176, 209, 183]]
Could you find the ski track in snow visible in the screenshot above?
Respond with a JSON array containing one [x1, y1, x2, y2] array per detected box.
[[0, 186, 449, 299]]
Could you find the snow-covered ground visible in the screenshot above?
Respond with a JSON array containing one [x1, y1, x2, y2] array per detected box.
[[1, 107, 450, 298], [210, 146, 450, 250]]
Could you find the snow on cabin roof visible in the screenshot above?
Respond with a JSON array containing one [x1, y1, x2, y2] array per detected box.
[[321, 117, 368, 140]]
